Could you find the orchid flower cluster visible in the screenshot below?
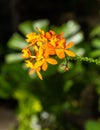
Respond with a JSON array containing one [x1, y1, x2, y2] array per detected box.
[[22, 28, 75, 80]]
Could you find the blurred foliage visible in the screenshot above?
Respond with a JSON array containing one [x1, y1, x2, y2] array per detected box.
[[0, 19, 100, 130], [85, 120, 100, 130]]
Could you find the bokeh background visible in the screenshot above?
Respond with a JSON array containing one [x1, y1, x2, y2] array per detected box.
[[0, 0, 100, 130]]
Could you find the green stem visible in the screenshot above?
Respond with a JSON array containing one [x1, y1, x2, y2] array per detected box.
[[66, 56, 100, 65]]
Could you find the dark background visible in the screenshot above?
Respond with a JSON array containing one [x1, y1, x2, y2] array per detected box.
[[0, 0, 100, 43]]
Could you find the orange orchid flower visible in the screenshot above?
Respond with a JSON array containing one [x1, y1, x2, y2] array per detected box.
[[26, 32, 37, 43], [43, 43, 56, 56], [56, 41, 75, 59], [22, 48, 31, 58], [34, 56, 57, 71], [25, 60, 43, 80], [29, 67, 43, 80], [22, 28, 76, 80], [41, 57, 57, 71]]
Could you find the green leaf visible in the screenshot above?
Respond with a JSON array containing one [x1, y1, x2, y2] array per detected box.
[[67, 32, 84, 44], [90, 25, 100, 37], [85, 120, 100, 130], [19, 21, 34, 35], [75, 48, 85, 56], [32, 19, 49, 32], [90, 50, 100, 58], [7, 33, 28, 50], [51, 20, 80, 38], [5, 53, 23, 63], [91, 38, 100, 48]]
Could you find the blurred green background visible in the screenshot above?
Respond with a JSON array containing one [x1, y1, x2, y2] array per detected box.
[[0, 0, 100, 130]]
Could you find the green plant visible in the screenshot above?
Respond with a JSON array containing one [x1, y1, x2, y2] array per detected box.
[[2, 19, 100, 130]]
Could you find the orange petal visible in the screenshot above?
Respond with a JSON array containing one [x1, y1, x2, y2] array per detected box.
[[33, 45, 39, 51], [44, 51, 49, 58], [56, 49, 65, 59], [29, 69, 35, 75], [36, 70, 43, 80], [56, 32, 64, 39], [34, 60, 44, 68], [45, 32, 51, 39], [66, 42, 74, 49], [42, 62, 48, 71], [49, 30, 55, 35], [43, 43, 55, 55], [36, 48, 44, 60], [22, 48, 31, 58], [46, 58, 57, 65], [57, 39, 65, 48], [65, 50, 75, 57], [25, 60, 34, 68]]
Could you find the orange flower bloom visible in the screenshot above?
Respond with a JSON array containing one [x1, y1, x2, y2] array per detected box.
[[29, 67, 43, 80], [56, 41, 75, 59], [21, 28, 76, 80], [26, 32, 37, 43], [22, 48, 31, 58], [25, 60, 43, 80], [34, 50, 57, 71], [41, 57, 57, 71], [43, 43, 56, 56]]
